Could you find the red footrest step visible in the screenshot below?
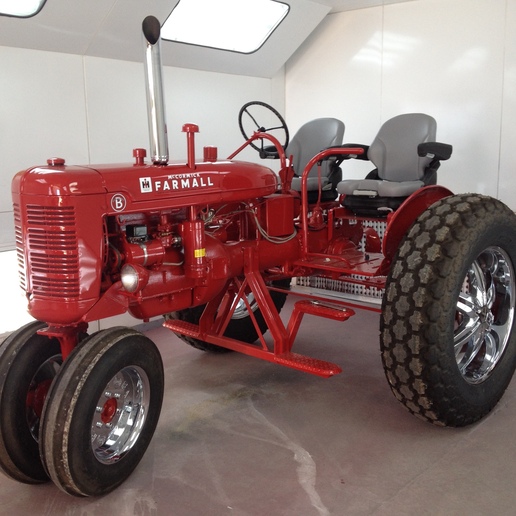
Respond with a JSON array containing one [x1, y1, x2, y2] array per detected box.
[[275, 352, 342, 378], [163, 319, 200, 337], [294, 300, 354, 321]]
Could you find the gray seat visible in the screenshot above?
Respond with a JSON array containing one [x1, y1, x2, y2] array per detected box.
[[288, 118, 345, 202], [337, 113, 452, 216]]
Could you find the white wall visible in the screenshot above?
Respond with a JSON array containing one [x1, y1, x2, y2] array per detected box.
[[0, 45, 283, 333], [285, 0, 516, 207], [0, 45, 283, 251]]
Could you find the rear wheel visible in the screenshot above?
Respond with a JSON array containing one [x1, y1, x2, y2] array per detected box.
[[169, 278, 291, 352], [381, 194, 516, 426], [39, 327, 164, 496], [0, 321, 60, 484]]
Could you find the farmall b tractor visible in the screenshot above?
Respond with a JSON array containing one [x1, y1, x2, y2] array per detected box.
[[2, 16, 516, 497]]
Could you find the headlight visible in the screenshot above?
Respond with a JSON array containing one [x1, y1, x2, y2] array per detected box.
[[121, 264, 149, 293]]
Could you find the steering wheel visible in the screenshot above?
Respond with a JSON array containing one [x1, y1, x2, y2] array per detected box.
[[238, 101, 289, 158]]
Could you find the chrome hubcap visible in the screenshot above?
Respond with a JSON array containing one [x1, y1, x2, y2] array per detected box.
[[91, 366, 150, 464], [455, 246, 515, 384]]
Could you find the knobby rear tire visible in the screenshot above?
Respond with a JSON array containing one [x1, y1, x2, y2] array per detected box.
[[381, 194, 516, 426]]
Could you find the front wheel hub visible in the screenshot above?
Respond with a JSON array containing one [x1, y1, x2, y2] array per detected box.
[[90, 366, 151, 464]]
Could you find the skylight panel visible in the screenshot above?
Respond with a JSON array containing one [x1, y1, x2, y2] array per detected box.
[[0, 0, 46, 17], [161, 0, 289, 54]]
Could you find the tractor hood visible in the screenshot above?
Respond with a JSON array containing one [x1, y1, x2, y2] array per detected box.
[[12, 157, 279, 210]]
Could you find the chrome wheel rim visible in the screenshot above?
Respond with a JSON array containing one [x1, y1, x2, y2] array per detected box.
[[91, 366, 150, 464], [455, 246, 515, 384], [231, 292, 258, 320]]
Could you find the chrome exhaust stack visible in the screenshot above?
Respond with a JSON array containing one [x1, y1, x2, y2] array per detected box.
[[142, 15, 169, 165]]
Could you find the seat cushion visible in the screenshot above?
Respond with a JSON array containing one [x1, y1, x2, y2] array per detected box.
[[287, 118, 345, 182], [337, 178, 423, 197], [369, 113, 436, 182], [342, 195, 407, 217]]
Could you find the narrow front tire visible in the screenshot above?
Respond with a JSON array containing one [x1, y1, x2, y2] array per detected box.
[[0, 321, 60, 484], [39, 327, 164, 496]]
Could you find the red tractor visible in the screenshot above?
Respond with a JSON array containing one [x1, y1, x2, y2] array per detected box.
[[1, 16, 516, 496]]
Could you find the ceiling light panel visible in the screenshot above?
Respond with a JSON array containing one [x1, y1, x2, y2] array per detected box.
[[0, 0, 46, 17], [162, 0, 290, 54]]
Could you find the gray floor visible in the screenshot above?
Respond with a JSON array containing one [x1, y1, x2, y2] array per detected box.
[[1, 298, 516, 515]]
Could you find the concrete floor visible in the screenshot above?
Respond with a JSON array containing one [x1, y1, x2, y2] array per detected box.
[[1, 298, 516, 515]]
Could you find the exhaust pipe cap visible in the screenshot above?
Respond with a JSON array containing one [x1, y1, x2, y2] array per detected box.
[[142, 15, 160, 45]]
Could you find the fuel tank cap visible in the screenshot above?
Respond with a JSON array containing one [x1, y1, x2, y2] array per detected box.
[[47, 157, 65, 166]]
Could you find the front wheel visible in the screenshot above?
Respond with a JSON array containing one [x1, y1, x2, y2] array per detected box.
[[381, 194, 516, 426], [39, 327, 164, 496], [0, 321, 61, 484]]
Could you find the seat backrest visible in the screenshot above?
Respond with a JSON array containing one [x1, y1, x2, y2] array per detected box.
[[369, 113, 436, 182], [286, 118, 344, 177]]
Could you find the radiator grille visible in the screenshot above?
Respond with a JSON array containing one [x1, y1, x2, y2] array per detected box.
[[13, 203, 26, 290], [22, 205, 80, 299]]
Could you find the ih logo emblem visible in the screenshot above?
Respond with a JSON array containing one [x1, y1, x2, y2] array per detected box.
[[140, 177, 152, 193]]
